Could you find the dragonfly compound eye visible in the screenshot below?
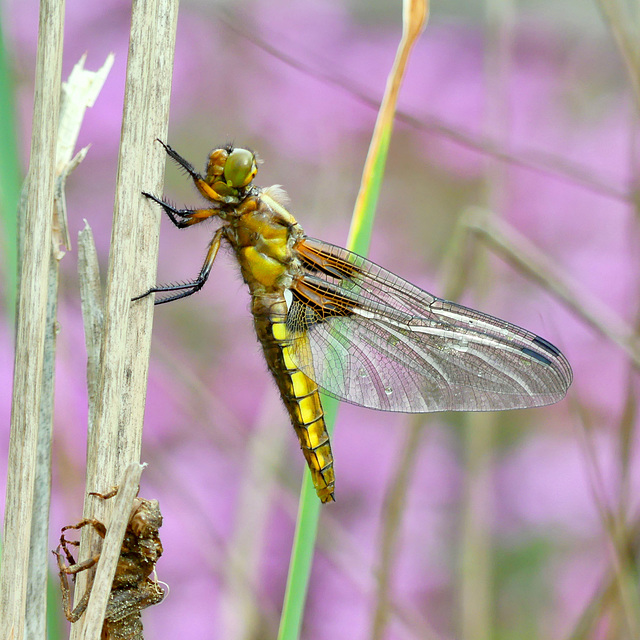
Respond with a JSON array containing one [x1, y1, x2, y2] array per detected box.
[[224, 148, 257, 188]]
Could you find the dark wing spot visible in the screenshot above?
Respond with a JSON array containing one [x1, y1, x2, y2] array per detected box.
[[532, 335, 563, 358], [521, 346, 552, 366]]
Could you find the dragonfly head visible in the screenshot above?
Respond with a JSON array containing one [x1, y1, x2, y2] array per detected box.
[[224, 148, 258, 188], [205, 146, 258, 202]]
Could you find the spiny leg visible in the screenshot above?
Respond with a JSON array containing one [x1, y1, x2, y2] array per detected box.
[[142, 192, 219, 229], [155, 139, 202, 183], [132, 226, 224, 305], [155, 138, 228, 204]]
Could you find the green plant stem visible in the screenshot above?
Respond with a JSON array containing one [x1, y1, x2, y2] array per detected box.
[[0, 20, 22, 319], [277, 4, 428, 639], [278, 399, 339, 640]]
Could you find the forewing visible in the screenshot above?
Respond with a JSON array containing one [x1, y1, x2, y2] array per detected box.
[[286, 237, 573, 413]]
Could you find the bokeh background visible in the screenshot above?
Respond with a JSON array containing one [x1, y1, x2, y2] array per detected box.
[[1, 0, 638, 639]]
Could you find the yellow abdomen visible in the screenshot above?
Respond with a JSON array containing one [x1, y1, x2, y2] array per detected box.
[[253, 296, 335, 503]]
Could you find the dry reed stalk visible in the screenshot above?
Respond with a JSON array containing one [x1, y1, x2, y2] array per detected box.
[[68, 1, 179, 638], [24, 53, 112, 640], [0, 1, 64, 637]]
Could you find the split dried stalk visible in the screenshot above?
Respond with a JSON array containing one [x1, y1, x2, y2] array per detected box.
[[71, 2, 178, 638], [25, 54, 112, 640], [0, 1, 63, 637]]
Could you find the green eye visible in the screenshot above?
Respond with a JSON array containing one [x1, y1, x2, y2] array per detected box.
[[224, 148, 257, 188]]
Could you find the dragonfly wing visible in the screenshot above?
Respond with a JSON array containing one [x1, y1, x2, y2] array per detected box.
[[286, 237, 573, 413]]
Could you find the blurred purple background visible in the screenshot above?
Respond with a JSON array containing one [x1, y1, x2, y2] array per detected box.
[[1, 1, 638, 639]]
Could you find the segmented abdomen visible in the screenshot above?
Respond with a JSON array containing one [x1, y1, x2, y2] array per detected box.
[[252, 295, 335, 503]]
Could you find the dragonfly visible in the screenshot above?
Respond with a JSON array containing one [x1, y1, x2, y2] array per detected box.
[[134, 140, 573, 503]]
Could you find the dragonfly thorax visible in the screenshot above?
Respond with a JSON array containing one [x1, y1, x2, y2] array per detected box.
[[225, 187, 303, 293]]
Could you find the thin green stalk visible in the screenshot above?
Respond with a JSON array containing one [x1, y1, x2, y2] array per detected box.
[[277, 3, 428, 639], [278, 399, 339, 639], [0, 20, 22, 319]]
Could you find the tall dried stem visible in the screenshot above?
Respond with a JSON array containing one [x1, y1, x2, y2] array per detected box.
[[69, 1, 179, 638], [0, 1, 63, 637]]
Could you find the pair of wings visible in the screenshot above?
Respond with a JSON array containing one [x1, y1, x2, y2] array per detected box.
[[284, 237, 573, 413]]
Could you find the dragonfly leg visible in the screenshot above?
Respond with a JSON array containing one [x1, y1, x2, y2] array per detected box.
[[155, 139, 203, 182], [156, 138, 233, 204], [61, 517, 107, 542], [142, 192, 219, 228], [132, 226, 224, 305], [53, 545, 94, 623]]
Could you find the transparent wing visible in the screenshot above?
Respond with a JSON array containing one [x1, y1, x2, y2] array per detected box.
[[286, 237, 573, 413]]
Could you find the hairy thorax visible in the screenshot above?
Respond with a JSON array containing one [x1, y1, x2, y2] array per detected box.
[[226, 186, 304, 294]]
